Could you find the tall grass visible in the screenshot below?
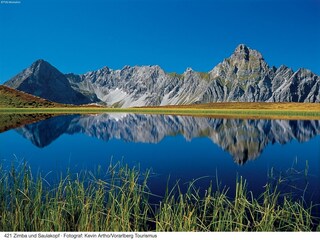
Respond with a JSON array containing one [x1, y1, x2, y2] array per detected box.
[[0, 163, 318, 231]]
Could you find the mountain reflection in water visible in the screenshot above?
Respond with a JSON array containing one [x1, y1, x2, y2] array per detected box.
[[14, 113, 320, 164]]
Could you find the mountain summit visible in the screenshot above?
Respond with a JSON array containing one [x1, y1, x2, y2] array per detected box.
[[233, 44, 259, 60], [4, 44, 320, 106], [4, 60, 93, 104]]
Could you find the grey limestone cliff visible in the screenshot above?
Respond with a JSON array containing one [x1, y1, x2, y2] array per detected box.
[[4, 60, 96, 104], [4, 45, 320, 106]]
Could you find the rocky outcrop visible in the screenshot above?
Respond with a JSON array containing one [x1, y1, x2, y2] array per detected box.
[[4, 60, 96, 104], [270, 68, 320, 102], [4, 45, 320, 106], [15, 114, 320, 164]]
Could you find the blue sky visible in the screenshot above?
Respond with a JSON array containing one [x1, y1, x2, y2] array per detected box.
[[0, 0, 319, 83]]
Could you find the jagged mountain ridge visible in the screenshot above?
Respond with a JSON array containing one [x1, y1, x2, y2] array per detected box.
[[4, 44, 320, 106], [4, 60, 96, 104], [16, 114, 320, 164]]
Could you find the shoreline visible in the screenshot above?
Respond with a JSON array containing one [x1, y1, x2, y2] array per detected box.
[[1, 107, 320, 121]]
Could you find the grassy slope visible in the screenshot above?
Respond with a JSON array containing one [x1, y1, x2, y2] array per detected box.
[[0, 86, 64, 132], [0, 85, 65, 108]]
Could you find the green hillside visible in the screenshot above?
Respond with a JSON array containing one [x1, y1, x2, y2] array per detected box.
[[0, 85, 64, 108]]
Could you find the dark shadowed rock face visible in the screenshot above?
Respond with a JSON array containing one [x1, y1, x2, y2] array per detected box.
[[4, 60, 94, 105], [4, 45, 320, 106], [15, 114, 320, 164]]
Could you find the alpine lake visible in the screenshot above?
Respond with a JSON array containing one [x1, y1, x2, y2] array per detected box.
[[1, 113, 320, 221]]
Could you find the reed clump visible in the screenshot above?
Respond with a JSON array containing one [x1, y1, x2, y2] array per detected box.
[[0, 163, 318, 231]]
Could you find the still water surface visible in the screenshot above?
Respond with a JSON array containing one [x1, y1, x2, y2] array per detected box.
[[0, 113, 319, 208]]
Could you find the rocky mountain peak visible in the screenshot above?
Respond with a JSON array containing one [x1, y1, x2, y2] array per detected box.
[[29, 59, 65, 79], [276, 65, 289, 72], [183, 67, 195, 77], [234, 44, 250, 57], [4, 60, 93, 105], [30, 59, 59, 73], [95, 66, 111, 75], [31, 59, 49, 67], [295, 68, 312, 76], [232, 44, 263, 62], [209, 44, 269, 83], [122, 65, 131, 70], [101, 66, 110, 71], [4, 44, 319, 106]]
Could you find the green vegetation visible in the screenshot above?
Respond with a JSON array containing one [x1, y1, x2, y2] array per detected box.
[[0, 163, 318, 231], [111, 101, 124, 108], [198, 72, 211, 81], [1, 103, 320, 120], [0, 85, 65, 108], [168, 72, 184, 79], [136, 102, 320, 120], [1, 85, 319, 120]]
